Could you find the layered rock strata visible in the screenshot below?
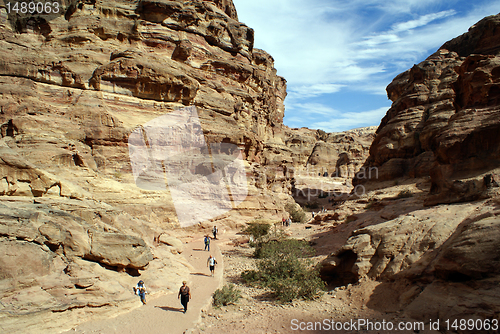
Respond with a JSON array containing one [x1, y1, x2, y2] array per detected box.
[[355, 14, 500, 205], [0, 0, 292, 331], [0, 0, 377, 331], [325, 14, 500, 327]]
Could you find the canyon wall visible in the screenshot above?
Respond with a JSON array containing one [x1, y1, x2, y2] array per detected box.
[[355, 14, 500, 206], [0, 1, 375, 331], [325, 14, 500, 326], [0, 0, 288, 332]]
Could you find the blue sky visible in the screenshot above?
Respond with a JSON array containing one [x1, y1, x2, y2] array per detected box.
[[232, 0, 500, 132]]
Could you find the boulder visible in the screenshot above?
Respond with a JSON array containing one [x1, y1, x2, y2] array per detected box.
[[158, 234, 184, 253], [321, 204, 477, 282], [432, 216, 500, 280], [87, 231, 153, 269]]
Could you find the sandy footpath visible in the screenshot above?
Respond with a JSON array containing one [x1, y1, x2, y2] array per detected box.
[[64, 237, 224, 334]]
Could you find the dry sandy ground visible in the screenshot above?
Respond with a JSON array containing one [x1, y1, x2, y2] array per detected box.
[[63, 237, 224, 334]]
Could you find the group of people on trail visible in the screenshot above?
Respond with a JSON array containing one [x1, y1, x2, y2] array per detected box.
[[312, 207, 327, 217], [281, 217, 291, 226], [133, 231, 219, 313]]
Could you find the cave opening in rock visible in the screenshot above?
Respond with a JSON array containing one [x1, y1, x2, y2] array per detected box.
[[6, 119, 17, 137], [72, 154, 85, 167], [320, 250, 359, 288]]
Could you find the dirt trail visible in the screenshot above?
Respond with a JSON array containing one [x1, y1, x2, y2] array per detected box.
[[65, 237, 224, 334]]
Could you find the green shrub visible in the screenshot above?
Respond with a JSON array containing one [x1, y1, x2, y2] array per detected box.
[[285, 203, 306, 223], [112, 171, 123, 179], [396, 189, 413, 198], [268, 267, 325, 303], [244, 220, 271, 240], [212, 284, 241, 307], [241, 238, 325, 302]]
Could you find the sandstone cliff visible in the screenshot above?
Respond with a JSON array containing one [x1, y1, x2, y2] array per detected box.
[[0, 0, 293, 332], [0, 0, 377, 332], [355, 14, 500, 206], [323, 14, 500, 327]]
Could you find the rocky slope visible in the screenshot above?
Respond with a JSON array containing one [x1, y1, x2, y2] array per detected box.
[[0, 0, 375, 332]]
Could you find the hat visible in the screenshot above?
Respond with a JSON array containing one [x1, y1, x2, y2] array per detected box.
[[182, 280, 187, 284]]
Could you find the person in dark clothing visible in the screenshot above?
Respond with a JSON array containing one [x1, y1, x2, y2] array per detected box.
[[178, 281, 191, 313]]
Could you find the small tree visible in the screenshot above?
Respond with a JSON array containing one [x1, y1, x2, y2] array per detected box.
[[241, 238, 325, 302], [244, 220, 271, 240], [212, 284, 241, 307], [285, 203, 306, 223]]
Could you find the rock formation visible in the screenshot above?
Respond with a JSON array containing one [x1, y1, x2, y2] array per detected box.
[[324, 14, 500, 328], [355, 14, 500, 205], [0, 0, 290, 331], [285, 126, 376, 178], [0, 0, 376, 332]]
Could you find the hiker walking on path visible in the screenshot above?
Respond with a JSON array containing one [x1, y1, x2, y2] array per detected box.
[[204, 235, 210, 251], [133, 280, 147, 305], [212, 226, 218, 239], [207, 255, 217, 276], [178, 281, 191, 313]]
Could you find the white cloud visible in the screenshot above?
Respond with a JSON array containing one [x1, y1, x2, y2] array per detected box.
[[286, 103, 340, 116], [288, 84, 345, 100], [392, 10, 456, 32], [308, 106, 390, 132], [233, 0, 500, 131]]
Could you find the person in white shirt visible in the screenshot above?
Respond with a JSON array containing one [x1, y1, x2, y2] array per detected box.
[[207, 255, 217, 276]]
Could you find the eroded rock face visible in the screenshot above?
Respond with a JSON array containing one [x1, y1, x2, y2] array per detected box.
[[320, 204, 478, 283], [322, 197, 500, 323], [355, 14, 500, 206], [0, 0, 376, 331], [87, 231, 153, 269], [280, 126, 376, 185], [325, 15, 500, 324], [0, 0, 292, 331]]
